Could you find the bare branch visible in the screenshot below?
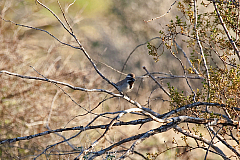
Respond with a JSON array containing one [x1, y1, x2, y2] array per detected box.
[[74, 108, 144, 159], [169, 45, 196, 101], [213, 1, 240, 60], [208, 127, 240, 158], [143, 66, 171, 97], [173, 39, 200, 75], [175, 126, 228, 159], [0, 17, 80, 49], [144, 0, 179, 22], [204, 126, 223, 160], [120, 37, 161, 77], [193, 0, 211, 111], [161, 102, 225, 119], [88, 121, 180, 159], [118, 130, 153, 159], [1, 113, 237, 145], [57, 0, 73, 33], [35, 0, 72, 36]]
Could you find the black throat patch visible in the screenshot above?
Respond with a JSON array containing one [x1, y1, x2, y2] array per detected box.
[[128, 80, 134, 89]]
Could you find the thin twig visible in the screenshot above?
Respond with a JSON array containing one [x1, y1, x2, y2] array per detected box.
[[120, 37, 161, 79], [0, 70, 162, 119], [0, 17, 80, 49], [194, 0, 210, 111], [35, 0, 72, 36], [169, 46, 196, 102], [204, 126, 223, 160], [208, 126, 240, 157], [88, 121, 179, 159], [74, 108, 144, 159], [144, 0, 179, 22], [57, 0, 73, 33], [213, 1, 240, 60], [118, 130, 154, 159], [173, 39, 200, 75], [175, 125, 228, 159], [143, 66, 171, 97]]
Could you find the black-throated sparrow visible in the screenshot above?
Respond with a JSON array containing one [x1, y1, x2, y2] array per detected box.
[[115, 73, 135, 93]]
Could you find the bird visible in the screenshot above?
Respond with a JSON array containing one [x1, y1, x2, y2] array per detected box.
[[115, 73, 135, 93]]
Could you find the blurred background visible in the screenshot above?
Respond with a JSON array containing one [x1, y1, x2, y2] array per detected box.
[[0, 0, 215, 159]]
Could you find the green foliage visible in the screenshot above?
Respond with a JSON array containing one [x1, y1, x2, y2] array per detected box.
[[147, 42, 159, 62], [167, 82, 205, 110], [209, 66, 240, 108], [148, 0, 239, 115], [147, 2, 239, 157]]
